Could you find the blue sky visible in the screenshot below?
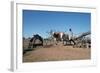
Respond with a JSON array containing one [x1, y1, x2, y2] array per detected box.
[[23, 10, 91, 38]]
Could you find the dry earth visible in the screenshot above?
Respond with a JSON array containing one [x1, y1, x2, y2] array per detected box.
[[23, 44, 91, 62]]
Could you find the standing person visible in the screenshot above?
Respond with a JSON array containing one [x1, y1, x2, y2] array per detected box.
[[69, 28, 73, 40], [69, 28, 74, 45]]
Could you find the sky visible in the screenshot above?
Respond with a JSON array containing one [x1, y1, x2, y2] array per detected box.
[[23, 10, 91, 38]]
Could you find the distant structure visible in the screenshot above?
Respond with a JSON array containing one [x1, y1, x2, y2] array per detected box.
[[28, 34, 43, 48]]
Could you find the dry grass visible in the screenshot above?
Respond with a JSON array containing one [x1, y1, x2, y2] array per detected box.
[[23, 44, 91, 62]]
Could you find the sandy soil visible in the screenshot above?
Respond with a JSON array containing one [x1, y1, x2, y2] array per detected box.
[[23, 44, 91, 62]]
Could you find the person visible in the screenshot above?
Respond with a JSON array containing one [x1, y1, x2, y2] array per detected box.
[[69, 28, 73, 40]]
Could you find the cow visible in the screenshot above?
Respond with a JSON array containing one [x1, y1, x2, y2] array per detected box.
[[53, 32, 64, 42], [52, 29, 75, 45]]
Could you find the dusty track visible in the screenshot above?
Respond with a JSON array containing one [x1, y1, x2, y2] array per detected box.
[[23, 44, 91, 62]]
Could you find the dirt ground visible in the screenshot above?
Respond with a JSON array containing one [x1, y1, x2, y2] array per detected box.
[[23, 44, 91, 62]]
